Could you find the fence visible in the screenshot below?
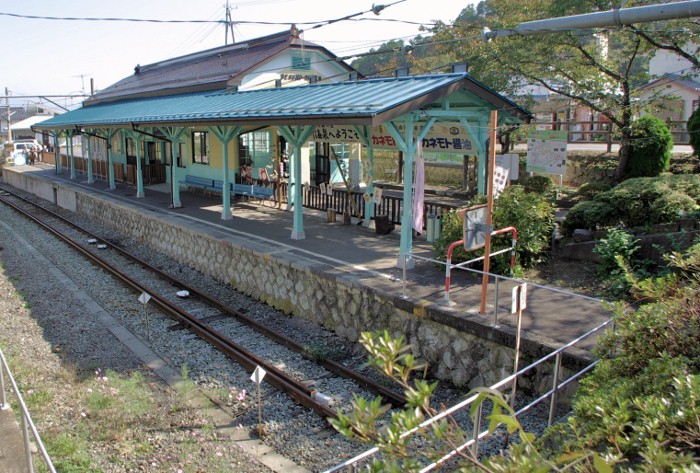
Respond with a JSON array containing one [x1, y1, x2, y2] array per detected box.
[[519, 119, 689, 149], [281, 182, 456, 229], [324, 253, 612, 472], [0, 347, 56, 473]]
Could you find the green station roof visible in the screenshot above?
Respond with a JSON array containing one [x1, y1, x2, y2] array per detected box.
[[35, 73, 531, 130]]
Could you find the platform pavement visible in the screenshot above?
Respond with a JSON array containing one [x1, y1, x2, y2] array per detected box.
[[0, 407, 29, 473], [4, 164, 612, 356]]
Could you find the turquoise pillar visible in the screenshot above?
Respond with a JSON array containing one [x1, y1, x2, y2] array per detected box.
[[103, 129, 117, 190], [123, 129, 145, 198], [353, 125, 375, 228], [156, 126, 187, 208], [135, 135, 144, 198], [86, 132, 94, 184], [51, 131, 61, 174], [277, 125, 315, 240], [68, 131, 76, 179], [209, 125, 242, 220], [385, 116, 436, 269]]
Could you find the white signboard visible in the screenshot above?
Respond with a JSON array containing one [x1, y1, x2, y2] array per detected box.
[[493, 166, 510, 198], [495, 153, 519, 181], [250, 366, 267, 384], [526, 130, 567, 175], [511, 283, 528, 313], [312, 122, 477, 155]]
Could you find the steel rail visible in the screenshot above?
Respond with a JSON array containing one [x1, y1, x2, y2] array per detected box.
[[0, 187, 407, 407], [0, 191, 337, 419]]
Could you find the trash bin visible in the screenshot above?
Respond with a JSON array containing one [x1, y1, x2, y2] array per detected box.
[[375, 215, 394, 235], [426, 213, 435, 242]]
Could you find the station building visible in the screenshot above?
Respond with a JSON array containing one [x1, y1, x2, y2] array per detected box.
[[35, 25, 531, 268]]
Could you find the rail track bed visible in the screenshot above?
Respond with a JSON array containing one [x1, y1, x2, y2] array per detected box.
[[0, 185, 427, 470], [0, 184, 556, 471]]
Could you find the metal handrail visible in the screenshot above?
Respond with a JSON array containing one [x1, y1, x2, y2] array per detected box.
[[0, 347, 56, 473], [325, 255, 612, 473]]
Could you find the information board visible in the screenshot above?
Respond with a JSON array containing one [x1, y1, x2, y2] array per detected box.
[[526, 130, 567, 175]]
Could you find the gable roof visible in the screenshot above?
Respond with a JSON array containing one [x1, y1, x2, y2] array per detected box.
[[35, 73, 532, 131], [639, 75, 700, 95], [88, 26, 357, 105]]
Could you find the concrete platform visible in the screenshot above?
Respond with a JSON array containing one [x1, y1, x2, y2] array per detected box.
[[2, 163, 612, 357], [0, 407, 29, 473]]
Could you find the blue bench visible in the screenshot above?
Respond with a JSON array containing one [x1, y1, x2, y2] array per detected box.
[[233, 183, 274, 206], [184, 175, 215, 195]]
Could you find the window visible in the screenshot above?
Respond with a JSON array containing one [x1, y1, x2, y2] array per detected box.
[[238, 131, 272, 183], [192, 131, 209, 165], [292, 55, 311, 71]]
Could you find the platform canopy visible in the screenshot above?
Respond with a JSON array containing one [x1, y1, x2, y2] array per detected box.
[[34, 72, 531, 269], [34, 73, 529, 131]]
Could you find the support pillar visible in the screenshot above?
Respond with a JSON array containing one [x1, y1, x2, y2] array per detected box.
[[123, 129, 145, 198], [156, 126, 187, 208], [209, 125, 242, 220], [51, 131, 61, 174], [86, 132, 94, 184], [277, 125, 315, 240], [386, 116, 435, 269], [353, 125, 375, 228], [68, 131, 76, 179]]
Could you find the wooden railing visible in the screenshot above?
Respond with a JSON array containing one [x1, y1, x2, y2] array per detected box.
[[521, 119, 690, 148], [279, 182, 456, 230]]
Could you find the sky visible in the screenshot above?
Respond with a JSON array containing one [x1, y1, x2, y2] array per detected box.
[[0, 0, 474, 110]]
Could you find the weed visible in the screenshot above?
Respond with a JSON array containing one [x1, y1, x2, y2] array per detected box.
[[303, 343, 345, 361]]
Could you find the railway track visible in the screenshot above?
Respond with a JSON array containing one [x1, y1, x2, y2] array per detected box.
[[0, 187, 407, 423]]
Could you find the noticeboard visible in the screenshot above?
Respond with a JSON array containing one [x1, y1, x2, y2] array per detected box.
[[526, 130, 567, 175]]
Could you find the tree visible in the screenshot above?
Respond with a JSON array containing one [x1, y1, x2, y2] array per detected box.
[[624, 114, 673, 178], [349, 36, 446, 78], [430, 0, 699, 180], [689, 106, 700, 156]]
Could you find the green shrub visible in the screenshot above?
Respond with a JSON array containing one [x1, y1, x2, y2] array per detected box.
[[561, 200, 614, 235], [623, 115, 673, 178], [688, 106, 700, 157], [563, 174, 700, 234], [433, 185, 554, 272], [574, 181, 613, 201], [523, 175, 553, 195]]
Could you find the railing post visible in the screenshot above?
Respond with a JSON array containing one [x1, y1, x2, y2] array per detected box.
[[0, 361, 6, 409], [21, 411, 35, 472], [548, 352, 562, 427], [510, 291, 524, 410], [492, 276, 500, 326]]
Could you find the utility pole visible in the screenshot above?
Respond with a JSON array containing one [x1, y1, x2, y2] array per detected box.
[[5, 87, 11, 143], [224, 1, 235, 45], [482, 0, 700, 39]]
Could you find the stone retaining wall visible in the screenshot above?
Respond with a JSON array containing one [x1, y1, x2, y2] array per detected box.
[[4, 169, 586, 395]]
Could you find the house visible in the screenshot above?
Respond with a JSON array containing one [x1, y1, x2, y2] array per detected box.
[[69, 26, 363, 191], [1, 103, 60, 145], [637, 75, 699, 143]]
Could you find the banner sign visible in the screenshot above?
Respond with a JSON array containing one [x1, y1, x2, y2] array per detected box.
[[526, 130, 567, 175], [312, 122, 477, 155]]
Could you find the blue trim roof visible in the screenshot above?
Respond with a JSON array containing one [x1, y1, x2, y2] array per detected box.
[[35, 74, 531, 130]]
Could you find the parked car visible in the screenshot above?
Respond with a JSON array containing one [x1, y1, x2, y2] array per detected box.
[[14, 139, 43, 151]]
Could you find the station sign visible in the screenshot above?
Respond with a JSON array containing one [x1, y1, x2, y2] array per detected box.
[[312, 122, 478, 155]]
